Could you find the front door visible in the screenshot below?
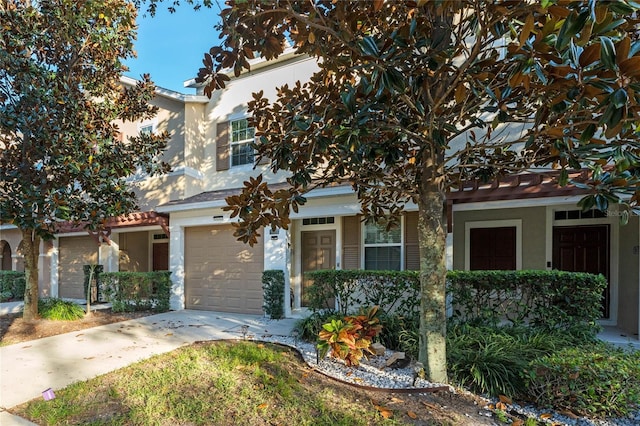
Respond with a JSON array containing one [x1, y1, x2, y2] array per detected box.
[[152, 242, 169, 271], [552, 225, 610, 318], [301, 230, 336, 307]]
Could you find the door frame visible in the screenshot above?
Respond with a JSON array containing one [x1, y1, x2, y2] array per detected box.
[[292, 217, 342, 311], [545, 205, 619, 326]]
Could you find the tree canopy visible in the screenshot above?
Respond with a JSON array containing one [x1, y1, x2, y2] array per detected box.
[[0, 0, 170, 320], [197, 0, 640, 382]]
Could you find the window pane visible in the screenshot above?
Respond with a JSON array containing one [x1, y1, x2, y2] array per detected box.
[[365, 247, 401, 271], [364, 222, 401, 244], [231, 141, 255, 166]]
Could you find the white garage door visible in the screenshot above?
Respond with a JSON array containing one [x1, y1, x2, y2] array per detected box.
[[185, 225, 264, 314], [59, 236, 98, 299]]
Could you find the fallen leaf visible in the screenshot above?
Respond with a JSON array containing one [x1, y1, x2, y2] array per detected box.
[[75, 333, 84, 337], [488, 404, 495, 410], [407, 411, 417, 419], [540, 413, 553, 419], [345, 371, 353, 376], [389, 397, 404, 404], [83, 357, 95, 360], [498, 394, 512, 404], [512, 420, 524, 426], [302, 373, 309, 378], [496, 402, 507, 410], [257, 343, 265, 348], [257, 403, 268, 410], [374, 405, 393, 419], [22, 345, 32, 349], [165, 333, 173, 336]]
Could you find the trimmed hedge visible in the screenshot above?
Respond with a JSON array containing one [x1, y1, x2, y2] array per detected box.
[[262, 270, 285, 319], [0, 271, 26, 301], [101, 271, 172, 312], [524, 342, 640, 418], [448, 270, 606, 338], [304, 269, 606, 337]]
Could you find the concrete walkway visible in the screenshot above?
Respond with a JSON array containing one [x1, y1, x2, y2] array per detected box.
[[0, 307, 297, 425]]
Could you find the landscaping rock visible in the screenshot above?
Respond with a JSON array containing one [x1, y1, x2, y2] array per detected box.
[[371, 342, 386, 356]]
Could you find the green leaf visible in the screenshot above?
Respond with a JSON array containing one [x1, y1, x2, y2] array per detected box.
[[600, 36, 616, 70], [359, 36, 379, 57], [611, 88, 628, 108]]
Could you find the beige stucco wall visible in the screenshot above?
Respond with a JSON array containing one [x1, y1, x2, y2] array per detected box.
[[118, 231, 149, 272], [617, 215, 639, 335], [452, 206, 547, 270]]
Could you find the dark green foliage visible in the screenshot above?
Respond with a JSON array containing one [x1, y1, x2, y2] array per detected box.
[[0, 271, 26, 301], [524, 343, 640, 418], [304, 270, 420, 317], [376, 310, 419, 354], [305, 269, 606, 338], [83, 264, 104, 302], [446, 325, 572, 397], [101, 271, 171, 312], [262, 270, 285, 319], [38, 298, 85, 321], [448, 270, 606, 338]]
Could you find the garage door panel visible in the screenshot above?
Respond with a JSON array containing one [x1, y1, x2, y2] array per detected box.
[[185, 225, 264, 314], [59, 236, 98, 299]]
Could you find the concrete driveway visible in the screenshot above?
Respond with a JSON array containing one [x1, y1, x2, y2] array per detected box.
[[0, 308, 297, 425]]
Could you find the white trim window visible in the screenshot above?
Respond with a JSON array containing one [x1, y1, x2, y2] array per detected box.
[[230, 118, 255, 167], [363, 221, 402, 270]]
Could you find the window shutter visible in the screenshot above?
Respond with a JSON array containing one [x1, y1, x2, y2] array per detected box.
[[342, 215, 361, 270], [216, 121, 230, 171], [404, 211, 420, 270]]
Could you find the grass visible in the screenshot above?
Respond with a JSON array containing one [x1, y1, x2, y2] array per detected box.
[[13, 341, 406, 426]]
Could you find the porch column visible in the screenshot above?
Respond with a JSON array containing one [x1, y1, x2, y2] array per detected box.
[[169, 224, 185, 311], [50, 238, 59, 298], [264, 227, 290, 317]]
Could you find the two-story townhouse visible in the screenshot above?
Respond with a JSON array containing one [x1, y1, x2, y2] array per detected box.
[[0, 77, 209, 299], [1, 52, 637, 342]]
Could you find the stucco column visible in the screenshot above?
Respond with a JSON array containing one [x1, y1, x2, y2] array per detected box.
[[169, 225, 185, 311], [263, 227, 290, 317]]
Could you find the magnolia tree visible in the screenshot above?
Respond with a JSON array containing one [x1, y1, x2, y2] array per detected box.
[[196, 1, 640, 381], [0, 0, 170, 320]]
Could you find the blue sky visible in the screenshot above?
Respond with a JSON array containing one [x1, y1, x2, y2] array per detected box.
[[125, 5, 222, 93]]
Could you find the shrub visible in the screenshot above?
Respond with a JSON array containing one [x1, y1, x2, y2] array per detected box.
[[262, 270, 285, 319], [101, 271, 171, 312], [0, 271, 26, 300], [305, 269, 606, 338], [446, 324, 573, 397], [448, 270, 606, 338], [294, 310, 340, 342], [376, 310, 419, 354], [38, 298, 85, 321], [317, 307, 382, 367], [524, 342, 640, 418]]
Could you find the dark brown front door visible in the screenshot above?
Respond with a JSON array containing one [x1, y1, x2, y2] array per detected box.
[[469, 227, 517, 270], [152, 242, 169, 271], [301, 230, 336, 307], [552, 225, 610, 318]]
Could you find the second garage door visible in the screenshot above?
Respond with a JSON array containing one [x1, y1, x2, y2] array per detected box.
[[59, 236, 98, 299], [185, 225, 264, 314]]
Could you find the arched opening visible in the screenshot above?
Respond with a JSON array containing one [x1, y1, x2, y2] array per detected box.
[[0, 240, 11, 270]]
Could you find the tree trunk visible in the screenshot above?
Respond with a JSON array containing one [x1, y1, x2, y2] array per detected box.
[[416, 152, 448, 383], [21, 229, 41, 321]]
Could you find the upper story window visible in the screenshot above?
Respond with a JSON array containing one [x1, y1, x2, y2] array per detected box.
[[230, 118, 255, 167], [139, 123, 154, 136], [363, 221, 402, 270]]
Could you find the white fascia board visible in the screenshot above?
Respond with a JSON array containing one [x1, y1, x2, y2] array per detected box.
[[0, 224, 18, 230], [452, 195, 586, 212], [119, 76, 209, 103]]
